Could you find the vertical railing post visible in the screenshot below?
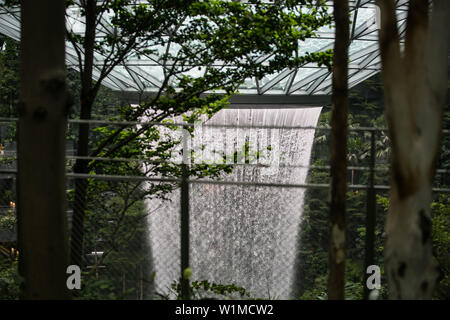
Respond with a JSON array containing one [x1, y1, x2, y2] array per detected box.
[[364, 130, 376, 299], [180, 125, 190, 299]]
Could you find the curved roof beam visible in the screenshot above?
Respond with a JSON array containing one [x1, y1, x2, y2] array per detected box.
[[0, 1, 408, 100]]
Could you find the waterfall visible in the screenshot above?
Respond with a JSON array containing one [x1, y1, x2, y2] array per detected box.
[[147, 107, 322, 299]]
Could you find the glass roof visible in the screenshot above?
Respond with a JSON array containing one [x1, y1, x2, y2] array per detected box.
[[0, 0, 409, 99]]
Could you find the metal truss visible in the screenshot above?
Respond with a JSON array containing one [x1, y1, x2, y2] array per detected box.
[[0, 1, 409, 103]]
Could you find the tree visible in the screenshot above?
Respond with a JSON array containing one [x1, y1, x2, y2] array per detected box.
[[0, 35, 19, 119], [376, 0, 449, 299], [17, 0, 71, 299], [62, 0, 334, 269], [328, 0, 349, 300]]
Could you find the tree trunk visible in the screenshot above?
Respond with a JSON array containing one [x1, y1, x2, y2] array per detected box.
[[376, 0, 449, 299], [70, 0, 97, 269], [17, 0, 71, 299], [328, 0, 350, 300], [70, 97, 92, 268]]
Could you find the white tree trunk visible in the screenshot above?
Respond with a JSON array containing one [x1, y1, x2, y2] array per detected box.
[[376, 0, 449, 299]]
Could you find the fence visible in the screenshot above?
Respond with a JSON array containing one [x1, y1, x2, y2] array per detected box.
[[0, 117, 448, 299]]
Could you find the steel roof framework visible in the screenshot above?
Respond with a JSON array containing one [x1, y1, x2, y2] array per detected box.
[[0, 0, 409, 105]]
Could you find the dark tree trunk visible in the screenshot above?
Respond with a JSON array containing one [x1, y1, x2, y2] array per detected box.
[[18, 0, 71, 299], [328, 0, 350, 300], [70, 0, 97, 268], [70, 97, 92, 268]]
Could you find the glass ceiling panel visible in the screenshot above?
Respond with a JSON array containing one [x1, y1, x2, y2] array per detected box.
[[0, 1, 408, 99]]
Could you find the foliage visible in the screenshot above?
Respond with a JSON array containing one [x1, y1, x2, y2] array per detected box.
[[431, 194, 450, 299], [53, 0, 337, 282], [0, 35, 19, 119], [57, 0, 335, 299], [58, 0, 336, 188], [0, 35, 19, 146], [72, 190, 153, 299], [296, 73, 391, 300], [0, 206, 15, 231], [164, 279, 251, 300], [0, 260, 21, 299], [297, 72, 449, 300], [63, 0, 335, 160], [0, 1, 447, 301]]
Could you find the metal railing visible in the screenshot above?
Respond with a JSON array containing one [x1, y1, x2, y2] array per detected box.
[[0, 117, 448, 299]]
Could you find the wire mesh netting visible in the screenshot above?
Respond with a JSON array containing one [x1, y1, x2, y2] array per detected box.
[[0, 118, 448, 300], [0, 136, 18, 299], [68, 177, 153, 299]]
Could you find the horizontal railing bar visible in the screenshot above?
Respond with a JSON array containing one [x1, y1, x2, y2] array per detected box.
[[4, 155, 450, 174], [0, 117, 448, 133], [41, 154, 450, 174], [1, 169, 448, 192], [63, 156, 450, 174]]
